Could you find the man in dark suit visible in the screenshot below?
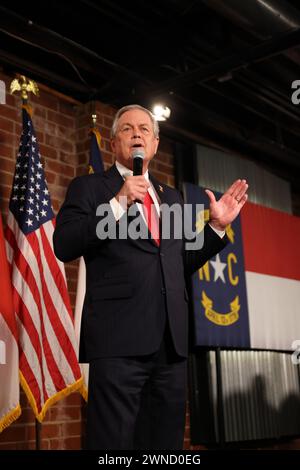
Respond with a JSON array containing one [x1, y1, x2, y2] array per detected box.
[[53, 104, 248, 450]]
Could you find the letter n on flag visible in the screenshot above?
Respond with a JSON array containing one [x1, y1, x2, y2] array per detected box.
[[0, 214, 21, 432], [4, 105, 83, 422]]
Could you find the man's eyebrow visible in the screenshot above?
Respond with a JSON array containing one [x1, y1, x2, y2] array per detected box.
[[119, 122, 151, 128]]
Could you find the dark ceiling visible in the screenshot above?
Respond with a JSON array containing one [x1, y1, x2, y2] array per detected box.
[[1, 0, 300, 194]]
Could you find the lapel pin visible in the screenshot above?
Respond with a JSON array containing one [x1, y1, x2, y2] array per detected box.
[[159, 185, 164, 193]]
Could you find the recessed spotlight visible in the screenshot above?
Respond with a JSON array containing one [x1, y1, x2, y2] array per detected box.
[[152, 104, 171, 121]]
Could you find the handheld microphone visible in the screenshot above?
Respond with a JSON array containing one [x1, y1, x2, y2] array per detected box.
[[132, 148, 145, 176]]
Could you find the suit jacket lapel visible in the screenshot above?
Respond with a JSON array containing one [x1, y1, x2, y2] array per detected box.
[[149, 173, 166, 205], [102, 163, 124, 197]]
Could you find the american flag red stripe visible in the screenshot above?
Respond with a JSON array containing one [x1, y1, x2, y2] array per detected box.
[[5, 107, 82, 421], [19, 345, 43, 411], [43, 220, 74, 319]]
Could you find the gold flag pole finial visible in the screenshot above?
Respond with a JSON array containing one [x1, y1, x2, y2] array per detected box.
[[10, 75, 39, 103]]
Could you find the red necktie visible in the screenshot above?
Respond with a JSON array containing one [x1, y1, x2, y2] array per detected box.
[[143, 191, 160, 246]]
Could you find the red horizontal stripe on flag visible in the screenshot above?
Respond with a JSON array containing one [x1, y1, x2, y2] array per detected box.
[[41, 222, 73, 322], [241, 202, 300, 280], [19, 343, 43, 414]]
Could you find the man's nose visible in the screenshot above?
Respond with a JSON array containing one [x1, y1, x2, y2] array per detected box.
[[132, 128, 141, 138]]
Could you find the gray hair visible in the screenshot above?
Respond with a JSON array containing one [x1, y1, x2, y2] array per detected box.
[[110, 104, 160, 139]]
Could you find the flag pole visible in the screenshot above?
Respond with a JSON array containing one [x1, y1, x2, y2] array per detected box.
[[10, 75, 42, 451], [35, 420, 41, 450]]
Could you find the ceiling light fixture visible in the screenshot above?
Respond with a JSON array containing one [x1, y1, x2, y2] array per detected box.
[[152, 104, 171, 121]]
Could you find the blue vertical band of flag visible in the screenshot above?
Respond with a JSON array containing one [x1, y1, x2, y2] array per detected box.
[[183, 182, 251, 348], [89, 127, 104, 175]]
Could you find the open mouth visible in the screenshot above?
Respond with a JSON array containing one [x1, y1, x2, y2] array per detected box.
[[132, 143, 143, 148]]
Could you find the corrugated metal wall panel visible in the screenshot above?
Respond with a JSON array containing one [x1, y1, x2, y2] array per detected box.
[[196, 145, 292, 213], [208, 350, 300, 441]]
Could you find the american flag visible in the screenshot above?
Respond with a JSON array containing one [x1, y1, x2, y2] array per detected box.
[[5, 106, 82, 421]]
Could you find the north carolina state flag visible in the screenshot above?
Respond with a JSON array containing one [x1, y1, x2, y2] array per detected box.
[[0, 214, 20, 432], [184, 183, 300, 351]]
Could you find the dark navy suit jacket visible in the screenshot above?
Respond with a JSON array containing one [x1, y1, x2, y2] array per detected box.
[[53, 164, 228, 361]]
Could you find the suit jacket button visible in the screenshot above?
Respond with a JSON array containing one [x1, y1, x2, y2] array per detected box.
[[161, 287, 166, 295]]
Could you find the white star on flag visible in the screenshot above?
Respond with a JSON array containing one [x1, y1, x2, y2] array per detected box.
[[210, 254, 227, 283]]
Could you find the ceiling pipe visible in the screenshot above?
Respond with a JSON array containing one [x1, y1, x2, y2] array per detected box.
[[203, 0, 300, 37], [203, 0, 300, 64]]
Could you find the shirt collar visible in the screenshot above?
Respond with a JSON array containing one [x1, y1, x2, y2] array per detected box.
[[116, 160, 149, 182]]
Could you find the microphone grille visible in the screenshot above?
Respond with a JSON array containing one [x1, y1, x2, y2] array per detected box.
[[131, 148, 145, 159]]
